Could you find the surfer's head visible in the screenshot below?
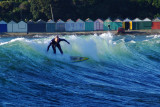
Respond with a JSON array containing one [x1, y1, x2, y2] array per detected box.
[[55, 35, 59, 38], [55, 35, 59, 42]]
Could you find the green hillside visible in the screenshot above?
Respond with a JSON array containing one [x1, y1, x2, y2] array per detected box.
[[0, 0, 160, 22]]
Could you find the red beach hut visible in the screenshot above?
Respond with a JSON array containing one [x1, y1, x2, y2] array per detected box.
[[152, 17, 160, 29]]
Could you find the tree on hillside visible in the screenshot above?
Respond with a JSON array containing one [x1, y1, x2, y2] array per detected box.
[[19, 1, 31, 21], [0, 1, 14, 21], [0, 0, 160, 21]]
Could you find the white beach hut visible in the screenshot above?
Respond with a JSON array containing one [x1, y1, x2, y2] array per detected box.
[[7, 20, 18, 32], [132, 18, 142, 22], [74, 19, 85, 31], [65, 19, 75, 32], [17, 21, 27, 32]]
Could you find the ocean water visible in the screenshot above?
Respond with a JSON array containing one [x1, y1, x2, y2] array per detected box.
[[0, 32, 160, 106]]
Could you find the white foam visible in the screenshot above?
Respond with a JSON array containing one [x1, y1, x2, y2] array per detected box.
[[0, 38, 25, 46], [0, 33, 115, 62], [130, 40, 136, 43], [146, 34, 160, 39], [153, 35, 160, 38]]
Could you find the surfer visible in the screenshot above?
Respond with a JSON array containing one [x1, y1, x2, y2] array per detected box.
[[47, 35, 70, 54], [108, 24, 111, 31]]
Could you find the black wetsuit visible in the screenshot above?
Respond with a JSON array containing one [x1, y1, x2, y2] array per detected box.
[[47, 38, 70, 54]]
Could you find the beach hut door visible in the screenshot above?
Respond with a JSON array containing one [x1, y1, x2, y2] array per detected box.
[[96, 22, 100, 30]]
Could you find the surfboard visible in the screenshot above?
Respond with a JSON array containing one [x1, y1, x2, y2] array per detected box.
[[70, 56, 89, 62]]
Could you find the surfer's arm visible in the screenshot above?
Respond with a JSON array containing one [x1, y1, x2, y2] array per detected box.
[[60, 39, 70, 44], [47, 42, 52, 52]]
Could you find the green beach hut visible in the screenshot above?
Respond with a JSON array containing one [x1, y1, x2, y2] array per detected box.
[[85, 18, 94, 31], [103, 18, 113, 31], [113, 19, 123, 30], [132, 18, 142, 30], [140, 18, 152, 30]]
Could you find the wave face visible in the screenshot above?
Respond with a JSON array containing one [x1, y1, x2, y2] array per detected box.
[[1, 33, 160, 106]]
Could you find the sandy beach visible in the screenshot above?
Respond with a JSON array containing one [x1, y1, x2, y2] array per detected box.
[[0, 30, 160, 37]]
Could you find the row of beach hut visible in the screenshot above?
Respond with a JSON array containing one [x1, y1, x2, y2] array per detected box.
[[0, 18, 160, 33]]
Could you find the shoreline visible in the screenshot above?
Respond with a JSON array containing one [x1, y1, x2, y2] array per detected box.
[[0, 30, 160, 37]]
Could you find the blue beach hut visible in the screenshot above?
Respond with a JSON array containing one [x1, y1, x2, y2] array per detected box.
[[56, 19, 65, 32], [46, 19, 55, 32], [8, 20, 27, 33], [7, 20, 18, 32], [17, 21, 27, 33], [94, 19, 104, 31], [27, 20, 36, 32], [65, 19, 75, 32], [0, 20, 7, 32], [36, 19, 46, 32], [28, 19, 46, 32], [74, 19, 85, 31]]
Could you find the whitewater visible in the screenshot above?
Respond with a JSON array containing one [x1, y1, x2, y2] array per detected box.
[[0, 32, 160, 106]]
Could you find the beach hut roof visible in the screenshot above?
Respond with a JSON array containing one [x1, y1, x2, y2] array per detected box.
[[37, 19, 46, 23], [132, 18, 142, 22], [152, 17, 160, 22], [143, 18, 151, 21], [66, 19, 74, 23], [18, 20, 26, 24], [95, 18, 103, 23], [76, 18, 84, 22], [85, 18, 93, 22], [123, 18, 131, 22], [114, 18, 122, 22], [104, 18, 112, 22], [57, 19, 64, 23], [47, 19, 55, 23], [28, 20, 35, 24], [0, 20, 7, 24], [8, 20, 16, 24]]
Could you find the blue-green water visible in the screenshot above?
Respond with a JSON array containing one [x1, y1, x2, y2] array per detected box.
[[0, 33, 160, 106]]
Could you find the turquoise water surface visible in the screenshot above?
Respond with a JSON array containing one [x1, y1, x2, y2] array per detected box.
[[0, 32, 160, 106]]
